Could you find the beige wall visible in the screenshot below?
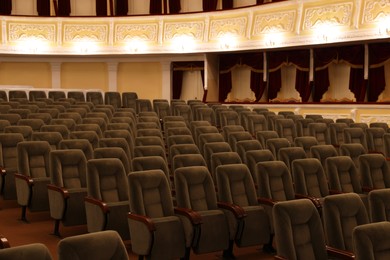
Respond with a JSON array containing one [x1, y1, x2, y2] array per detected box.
[[61, 62, 108, 91], [117, 62, 162, 100], [0, 62, 51, 88]]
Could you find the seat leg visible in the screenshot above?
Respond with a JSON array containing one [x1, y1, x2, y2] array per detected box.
[[20, 206, 28, 223], [222, 240, 236, 259], [52, 220, 61, 237], [262, 234, 276, 254], [138, 256, 144, 260], [180, 247, 191, 260]]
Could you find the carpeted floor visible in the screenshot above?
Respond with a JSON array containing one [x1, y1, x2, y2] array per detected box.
[[0, 198, 275, 259]]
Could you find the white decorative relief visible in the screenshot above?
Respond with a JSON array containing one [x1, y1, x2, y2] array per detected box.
[[63, 24, 108, 42], [362, 0, 390, 24], [8, 23, 56, 42], [360, 114, 390, 124], [164, 21, 205, 41], [209, 17, 247, 40], [252, 10, 296, 35], [115, 23, 158, 42], [303, 2, 353, 30]]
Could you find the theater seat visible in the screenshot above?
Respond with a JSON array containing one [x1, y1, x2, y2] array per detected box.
[[0, 243, 52, 260]]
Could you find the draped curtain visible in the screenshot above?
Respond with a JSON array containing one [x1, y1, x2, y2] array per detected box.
[[37, 0, 50, 16], [172, 61, 205, 100], [222, 0, 233, 9], [369, 42, 390, 102], [169, 0, 180, 13], [115, 0, 128, 15], [96, 0, 107, 16], [0, 0, 11, 15], [150, 0, 162, 14], [313, 47, 338, 102], [57, 0, 71, 16], [219, 52, 265, 102], [203, 0, 218, 11]]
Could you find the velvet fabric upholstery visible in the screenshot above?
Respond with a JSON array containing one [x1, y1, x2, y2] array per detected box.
[[86, 91, 104, 105], [128, 170, 186, 259], [74, 124, 103, 138], [246, 149, 275, 183], [227, 131, 253, 152], [83, 117, 107, 133], [255, 130, 279, 149], [216, 164, 270, 247], [169, 143, 200, 167], [4, 125, 33, 140], [220, 110, 240, 128], [16, 141, 51, 214], [40, 125, 69, 139], [368, 189, 390, 222], [98, 137, 132, 164], [273, 199, 328, 260], [171, 153, 207, 174], [0, 113, 22, 125], [69, 131, 100, 149], [104, 92, 121, 109], [310, 144, 338, 169], [58, 112, 82, 124], [329, 122, 348, 148], [296, 118, 315, 137], [135, 99, 153, 114], [308, 122, 331, 145], [122, 92, 138, 110], [267, 115, 284, 131], [58, 230, 127, 260], [50, 118, 76, 132], [222, 125, 245, 142], [0, 243, 52, 260], [323, 193, 369, 251], [67, 91, 85, 102], [18, 118, 45, 132], [278, 147, 307, 173], [48, 91, 66, 101], [340, 143, 367, 170], [353, 221, 390, 260], [210, 152, 242, 183], [194, 126, 219, 146], [85, 158, 130, 239], [366, 127, 385, 154], [236, 139, 262, 163], [94, 147, 131, 174], [59, 139, 94, 160], [196, 107, 216, 126], [275, 118, 297, 144], [343, 127, 368, 151], [174, 166, 230, 254], [0, 133, 25, 200], [247, 114, 267, 136], [49, 149, 87, 232], [131, 156, 170, 183], [203, 142, 231, 171], [104, 130, 134, 157], [134, 145, 167, 163], [359, 154, 390, 190], [134, 136, 164, 149], [266, 138, 291, 160], [294, 136, 319, 157]]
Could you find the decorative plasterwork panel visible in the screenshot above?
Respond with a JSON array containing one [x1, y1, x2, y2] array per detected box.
[[163, 21, 205, 41], [252, 10, 296, 35], [209, 16, 247, 40], [302, 2, 354, 30], [362, 0, 390, 24], [63, 24, 108, 43], [360, 114, 390, 124], [7, 22, 56, 43], [114, 23, 158, 43]]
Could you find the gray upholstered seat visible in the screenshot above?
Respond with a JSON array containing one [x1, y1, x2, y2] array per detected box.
[[48, 149, 87, 236], [121, 92, 138, 110], [236, 139, 262, 163], [310, 144, 338, 168], [366, 127, 385, 154], [104, 91, 121, 109], [344, 127, 368, 151], [132, 156, 170, 183], [368, 188, 390, 222], [359, 153, 390, 191], [59, 139, 94, 160], [275, 118, 296, 144], [266, 137, 291, 160], [86, 91, 104, 105], [308, 122, 331, 145], [255, 130, 279, 148], [0, 243, 52, 260], [203, 142, 231, 171], [294, 136, 319, 157], [210, 151, 242, 182], [245, 149, 275, 183], [85, 158, 130, 240], [171, 153, 207, 174], [296, 118, 314, 137], [278, 146, 307, 173]]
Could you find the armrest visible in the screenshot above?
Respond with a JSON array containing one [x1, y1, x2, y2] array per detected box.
[[128, 212, 156, 232], [0, 235, 10, 249], [47, 184, 70, 199], [326, 245, 355, 260], [14, 173, 34, 186], [84, 196, 109, 214], [174, 207, 202, 225], [257, 197, 277, 207], [362, 186, 373, 193], [0, 167, 6, 175], [217, 202, 247, 219], [295, 193, 322, 208], [274, 256, 287, 260]]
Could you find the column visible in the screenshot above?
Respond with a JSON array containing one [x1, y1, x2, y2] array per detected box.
[[50, 62, 62, 89], [161, 61, 171, 100], [107, 62, 118, 92]]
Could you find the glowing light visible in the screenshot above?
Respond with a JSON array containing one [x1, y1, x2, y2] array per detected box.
[[378, 16, 390, 35], [72, 38, 99, 54], [16, 37, 49, 54], [218, 33, 238, 50], [124, 38, 147, 53], [171, 35, 196, 52], [313, 23, 341, 43], [264, 33, 283, 47]]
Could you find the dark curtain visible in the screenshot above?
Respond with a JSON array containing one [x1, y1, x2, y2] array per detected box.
[[96, 0, 107, 16], [296, 70, 311, 102], [267, 51, 287, 101], [58, 0, 71, 16], [219, 72, 233, 102], [37, 0, 50, 16], [150, 0, 162, 14], [222, 0, 233, 9], [256, 0, 263, 4], [288, 50, 311, 102], [115, 0, 128, 16], [172, 70, 183, 99], [200, 70, 208, 102], [0, 0, 11, 15], [203, 0, 218, 11], [313, 47, 338, 102], [369, 42, 390, 102], [169, 0, 180, 13]]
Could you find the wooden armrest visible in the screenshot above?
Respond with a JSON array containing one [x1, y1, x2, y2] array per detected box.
[[257, 197, 277, 207], [128, 212, 156, 232], [295, 194, 322, 208], [0, 167, 6, 175], [84, 196, 109, 213], [14, 173, 34, 186], [47, 184, 70, 199], [274, 256, 287, 260], [174, 208, 202, 225], [0, 235, 10, 249], [217, 202, 247, 219], [362, 186, 373, 193], [326, 245, 355, 259]]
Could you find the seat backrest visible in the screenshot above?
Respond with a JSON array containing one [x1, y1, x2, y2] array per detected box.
[[247, 114, 267, 136], [227, 131, 253, 152], [134, 145, 167, 162], [48, 91, 66, 101], [256, 161, 295, 201], [359, 154, 390, 189], [308, 122, 330, 145], [128, 169, 174, 217], [50, 149, 87, 189], [175, 166, 218, 211], [255, 130, 279, 148], [344, 127, 368, 150], [17, 141, 51, 178], [67, 91, 85, 102], [278, 146, 307, 172], [58, 230, 127, 260], [273, 199, 328, 260], [40, 124, 69, 139], [329, 122, 348, 147], [216, 164, 258, 207], [104, 92, 122, 109], [366, 127, 385, 153], [131, 156, 170, 181], [172, 153, 207, 173], [296, 118, 314, 137], [266, 137, 291, 159], [87, 158, 129, 203], [0, 133, 25, 171], [310, 144, 338, 168], [326, 155, 361, 193], [203, 141, 231, 170], [292, 158, 329, 197], [368, 189, 390, 222], [198, 133, 225, 154], [353, 221, 390, 260], [94, 147, 131, 174], [169, 143, 200, 166], [86, 91, 104, 105], [99, 137, 132, 162], [69, 131, 100, 149], [0, 243, 52, 260], [323, 193, 369, 251], [294, 136, 319, 157], [59, 139, 94, 160], [236, 139, 262, 163], [275, 118, 297, 144], [4, 125, 33, 140], [245, 149, 275, 182]]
